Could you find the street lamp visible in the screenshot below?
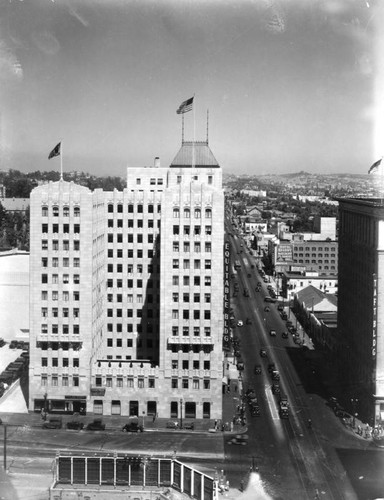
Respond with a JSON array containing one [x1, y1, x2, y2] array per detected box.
[[179, 399, 183, 429]]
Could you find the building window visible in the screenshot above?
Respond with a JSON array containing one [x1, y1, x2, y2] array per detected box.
[[205, 242, 211, 252], [205, 260, 211, 270], [42, 240, 48, 250], [42, 206, 48, 217], [183, 326, 189, 336], [183, 276, 190, 286], [193, 379, 199, 389], [205, 226, 212, 236], [172, 378, 178, 388], [194, 326, 200, 336], [194, 310, 200, 320], [148, 377, 155, 388], [172, 276, 179, 286], [73, 376, 79, 387], [52, 376, 58, 387], [173, 259, 179, 269], [41, 375, 47, 386], [194, 260, 200, 270], [182, 378, 189, 389], [204, 276, 211, 286], [183, 310, 189, 320], [173, 242, 179, 252], [172, 310, 179, 319], [203, 379, 210, 389], [204, 327, 211, 336], [138, 378, 144, 389], [173, 208, 180, 218], [184, 226, 190, 236], [194, 276, 201, 286], [172, 326, 178, 336], [172, 360, 178, 369]]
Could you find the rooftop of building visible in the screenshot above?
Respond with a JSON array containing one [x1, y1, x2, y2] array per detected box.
[[337, 197, 384, 207], [170, 141, 220, 168], [295, 285, 338, 310]]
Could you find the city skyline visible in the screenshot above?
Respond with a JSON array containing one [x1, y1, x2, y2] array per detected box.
[[0, 0, 380, 177]]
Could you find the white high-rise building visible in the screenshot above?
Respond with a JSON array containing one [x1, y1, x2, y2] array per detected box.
[[29, 140, 224, 421]]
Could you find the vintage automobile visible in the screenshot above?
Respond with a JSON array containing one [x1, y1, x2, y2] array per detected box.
[[254, 364, 262, 374], [122, 421, 144, 432], [228, 434, 249, 446], [66, 420, 84, 430], [43, 417, 63, 429], [86, 419, 106, 431], [166, 420, 179, 429]]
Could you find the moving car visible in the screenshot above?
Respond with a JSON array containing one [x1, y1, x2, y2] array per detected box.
[[66, 420, 84, 430], [272, 383, 280, 395], [264, 306, 270, 312], [259, 348, 267, 357], [43, 417, 63, 429], [228, 434, 249, 445], [122, 421, 144, 432], [282, 331, 289, 339], [250, 405, 260, 417], [271, 370, 280, 381], [237, 320, 244, 327], [86, 419, 106, 431], [277, 304, 284, 311], [279, 407, 289, 419], [246, 318, 252, 325], [254, 364, 262, 374], [269, 329, 276, 337]]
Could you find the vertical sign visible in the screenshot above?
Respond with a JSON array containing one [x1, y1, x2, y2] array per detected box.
[[223, 242, 230, 350], [372, 273, 377, 359]]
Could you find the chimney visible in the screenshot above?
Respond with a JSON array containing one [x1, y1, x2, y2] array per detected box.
[[154, 157, 160, 168]]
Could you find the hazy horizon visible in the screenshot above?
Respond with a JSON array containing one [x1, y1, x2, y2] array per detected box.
[[0, 0, 381, 177]]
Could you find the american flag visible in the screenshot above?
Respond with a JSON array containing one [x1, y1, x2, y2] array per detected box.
[[368, 157, 382, 174], [48, 142, 61, 160], [176, 96, 194, 115]]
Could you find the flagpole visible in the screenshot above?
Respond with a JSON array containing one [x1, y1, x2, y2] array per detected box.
[[182, 114, 185, 144], [60, 141, 63, 181], [192, 94, 196, 169]]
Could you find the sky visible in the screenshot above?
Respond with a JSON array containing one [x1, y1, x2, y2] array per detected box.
[[0, 0, 381, 177]]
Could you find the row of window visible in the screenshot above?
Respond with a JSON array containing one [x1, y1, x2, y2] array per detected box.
[[41, 307, 79, 318], [107, 222, 158, 238], [107, 309, 159, 318], [172, 208, 212, 218], [107, 278, 159, 288], [171, 378, 210, 390], [42, 257, 80, 268], [108, 203, 160, 213], [41, 291, 80, 301], [42, 224, 80, 234], [172, 259, 211, 270], [42, 274, 80, 285], [171, 360, 211, 370], [294, 246, 336, 251], [171, 326, 211, 336], [42, 357, 79, 367], [42, 206, 80, 217], [107, 323, 158, 334], [42, 240, 80, 251], [294, 253, 336, 258], [172, 293, 211, 303], [41, 374, 79, 386], [172, 275, 211, 286], [173, 242, 211, 252], [171, 310, 211, 320], [173, 225, 212, 236], [41, 324, 80, 335]]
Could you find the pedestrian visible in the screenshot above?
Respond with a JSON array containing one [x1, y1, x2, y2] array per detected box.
[[234, 385, 237, 393], [214, 419, 218, 430], [152, 414, 156, 423], [221, 423, 225, 432], [41, 408, 45, 420]]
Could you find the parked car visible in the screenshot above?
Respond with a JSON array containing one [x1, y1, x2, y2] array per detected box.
[[264, 306, 270, 312], [66, 420, 84, 430], [122, 421, 144, 432], [228, 434, 249, 445], [272, 370, 280, 381], [277, 304, 284, 311], [166, 420, 179, 429], [282, 331, 289, 339], [86, 419, 106, 431], [279, 394, 289, 409], [254, 364, 262, 374], [269, 329, 276, 337], [268, 363, 276, 373], [264, 297, 276, 303], [280, 312, 288, 320], [183, 421, 195, 430], [259, 348, 267, 357], [237, 361, 245, 371], [237, 320, 243, 327], [43, 417, 63, 429]]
